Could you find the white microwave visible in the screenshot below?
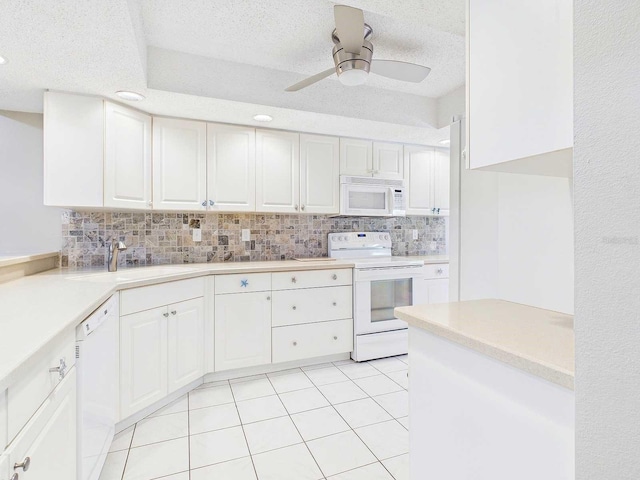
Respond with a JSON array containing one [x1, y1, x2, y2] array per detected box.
[[339, 176, 406, 217]]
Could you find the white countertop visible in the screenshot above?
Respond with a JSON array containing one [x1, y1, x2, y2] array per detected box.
[[395, 299, 574, 389], [0, 255, 447, 390], [0, 251, 59, 268]]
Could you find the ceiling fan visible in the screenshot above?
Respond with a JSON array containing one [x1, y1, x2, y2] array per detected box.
[[285, 5, 431, 92]]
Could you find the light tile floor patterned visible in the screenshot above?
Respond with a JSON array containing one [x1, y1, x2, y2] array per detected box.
[[100, 355, 410, 480]]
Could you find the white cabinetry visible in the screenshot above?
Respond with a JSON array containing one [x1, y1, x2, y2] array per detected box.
[[0, 389, 6, 451], [256, 130, 300, 213], [340, 138, 373, 176], [104, 102, 152, 209], [300, 134, 340, 214], [207, 124, 256, 212], [119, 279, 205, 419], [373, 142, 404, 180], [6, 369, 76, 480], [153, 117, 207, 211], [404, 146, 450, 215], [421, 264, 450, 304], [0, 455, 7, 480], [467, 0, 572, 176], [43, 91, 104, 208]]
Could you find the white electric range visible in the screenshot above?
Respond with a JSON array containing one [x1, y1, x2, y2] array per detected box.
[[328, 232, 426, 361]]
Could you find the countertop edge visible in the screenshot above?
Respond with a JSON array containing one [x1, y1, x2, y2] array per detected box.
[[396, 308, 574, 390], [0, 251, 59, 268]]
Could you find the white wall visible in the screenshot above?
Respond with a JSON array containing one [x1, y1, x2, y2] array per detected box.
[[0, 111, 62, 253], [574, 1, 640, 477]]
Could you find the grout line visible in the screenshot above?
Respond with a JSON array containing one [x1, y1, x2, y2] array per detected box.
[[228, 378, 260, 480], [187, 391, 191, 480], [119, 422, 136, 480]]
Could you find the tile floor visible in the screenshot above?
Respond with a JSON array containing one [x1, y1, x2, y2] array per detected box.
[[101, 355, 410, 480]]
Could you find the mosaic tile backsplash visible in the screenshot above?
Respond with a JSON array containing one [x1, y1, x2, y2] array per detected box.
[[61, 211, 447, 268]]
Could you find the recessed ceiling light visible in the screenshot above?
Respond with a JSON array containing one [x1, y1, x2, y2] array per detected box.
[[0, 55, 7, 65], [115, 90, 145, 101], [253, 114, 273, 122], [439, 139, 450, 145]]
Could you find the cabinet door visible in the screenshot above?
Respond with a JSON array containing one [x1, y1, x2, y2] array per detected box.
[[167, 298, 204, 393], [104, 102, 152, 209], [426, 279, 449, 304], [43, 92, 104, 207], [404, 146, 435, 215], [300, 134, 340, 214], [0, 455, 7, 480], [153, 117, 207, 211], [256, 130, 300, 213], [214, 292, 272, 371], [433, 148, 450, 214], [207, 123, 256, 212], [373, 142, 404, 179], [8, 370, 76, 480], [120, 307, 168, 419], [339, 138, 373, 176]]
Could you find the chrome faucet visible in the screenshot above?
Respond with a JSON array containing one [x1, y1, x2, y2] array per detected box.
[[108, 238, 127, 272]]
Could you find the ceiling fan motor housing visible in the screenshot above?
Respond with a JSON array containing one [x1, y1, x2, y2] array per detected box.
[[332, 39, 373, 77]]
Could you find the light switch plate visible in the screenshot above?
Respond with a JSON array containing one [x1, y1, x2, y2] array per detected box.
[[412, 229, 418, 240], [193, 229, 202, 242], [242, 229, 250, 241]]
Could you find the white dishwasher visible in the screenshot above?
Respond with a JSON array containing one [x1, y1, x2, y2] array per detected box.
[[76, 295, 119, 480]]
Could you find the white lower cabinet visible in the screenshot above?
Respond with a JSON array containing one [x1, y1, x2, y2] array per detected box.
[[6, 369, 76, 480], [272, 286, 352, 327], [215, 292, 272, 371], [422, 264, 450, 304], [167, 298, 205, 392], [0, 455, 7, 480], [273, 319, 353, 363], [120, 306, 168, 419]]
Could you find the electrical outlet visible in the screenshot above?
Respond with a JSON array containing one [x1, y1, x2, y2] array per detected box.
[[412, 229, 419, 240], [242, 229, 250, 241], [429, 241, 437, 251], [193, 229, 202, 242]]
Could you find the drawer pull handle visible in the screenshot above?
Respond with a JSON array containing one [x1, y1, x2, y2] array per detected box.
[[163, 312, 169, 317], [333, 336, 338, 340], [332, 274, 338, 280], [171, 310, 177, 315], [292, 306, 297, 310], [291, 276, 297, 283], [293, 341, 297, 346], [14, 457, 31, 472], [49, 358, 67, 380], [266, 296, 271, 300], [10, 473, 18, 480], [241, 279, 249, 287], [436, 268, 443, 274], [332, 302, 337, 306]]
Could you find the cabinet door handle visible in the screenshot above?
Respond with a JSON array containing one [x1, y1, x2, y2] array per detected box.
[[301, 205, 305, 211], [436, 268, 443, 274], [293, 341, 297, 346], [209, 200, 215, 206], [241, 279, 249, 287], [14, 457, 31, 472], [10, 473, 18, 480], [163, 312, 169, 317], [266, 296, 271, 301], [292, 306, 297, 310], [294, 204, 299, 211], [332, 274, 338, 280], [201, 201, 207, 207], [291, 276, 297, 283], [49, 358, 67, 380], [333, 336, 338, 340], [171, 310, 177, 315], [332, 302, 337, 306], [147, 201, 153, 207]]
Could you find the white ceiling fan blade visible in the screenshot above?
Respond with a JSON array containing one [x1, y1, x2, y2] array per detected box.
[[334, 5, 364, 54], [370, 60, 431, 83], [285, 68, 336, 92]]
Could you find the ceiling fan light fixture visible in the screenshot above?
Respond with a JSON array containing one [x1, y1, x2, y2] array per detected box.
[[253, 114, 273, 122], [115, 90, 145, 101], [338, 68, 369, 86], [439, 139, 451, 145]]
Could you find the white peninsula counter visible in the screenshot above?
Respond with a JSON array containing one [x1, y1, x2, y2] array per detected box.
[[395, 299, 574, 480]]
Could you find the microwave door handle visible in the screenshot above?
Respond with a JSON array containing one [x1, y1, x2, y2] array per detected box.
[[388, 187, 395, 215]]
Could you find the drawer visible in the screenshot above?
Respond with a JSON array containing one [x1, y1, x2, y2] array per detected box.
[[423, 264, 449, 279], [121, 277, 205, 315], [272, 286, 352, 327], [215, 273, 271, 294], [272, 319, 353, 363], [272, 268, 352, 290], [7, 330, 75, 442]]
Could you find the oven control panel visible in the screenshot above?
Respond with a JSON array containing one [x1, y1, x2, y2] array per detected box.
[[328, 231, 392, 251]]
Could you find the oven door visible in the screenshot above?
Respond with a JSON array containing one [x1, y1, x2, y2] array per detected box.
[[354, 265, 426, 335], [341, 184, 392, 217]]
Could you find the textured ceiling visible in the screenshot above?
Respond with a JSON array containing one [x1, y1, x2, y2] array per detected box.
[[141, 0, 465, 98], [0, 0, 464, 142]]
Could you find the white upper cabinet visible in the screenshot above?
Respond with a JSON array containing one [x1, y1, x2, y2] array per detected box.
[[467, 0, 572, 176], [153, 117, 207, 211], [104, 103, 152, 209], [340, 138, 373, 176], [300, 134, 340, 214], [43, 91, 104, 207], [207, 124, 256, 212], [373, 142, 404, 180], [404, 146, 450, 215], [256, 129, 300, 213]]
